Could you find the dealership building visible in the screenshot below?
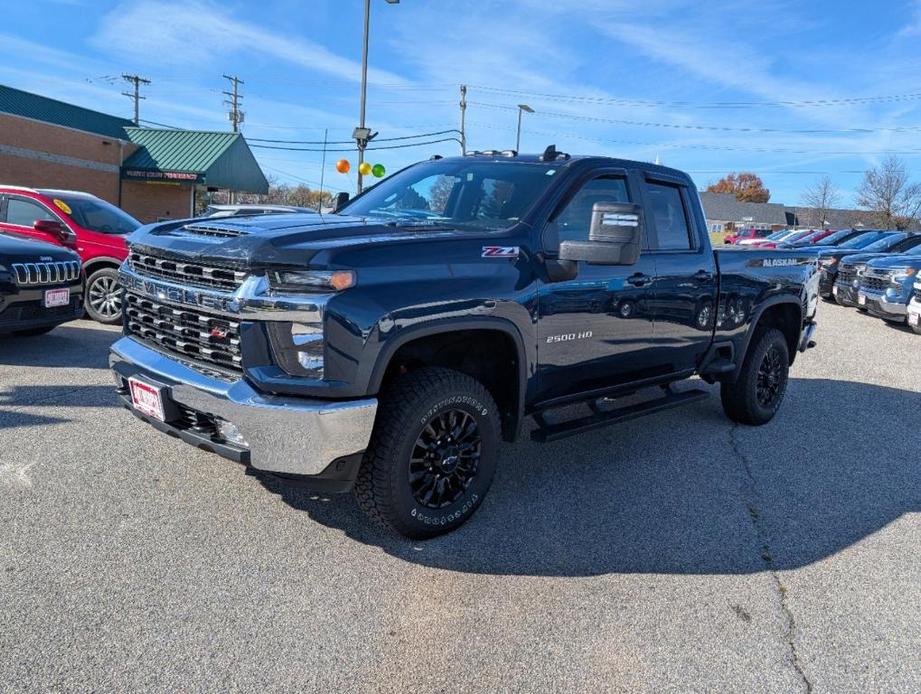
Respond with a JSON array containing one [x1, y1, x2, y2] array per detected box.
[[0, 84, 268, 222]]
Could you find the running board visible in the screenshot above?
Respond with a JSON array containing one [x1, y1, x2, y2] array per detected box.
[[531, 388, 709, 443]]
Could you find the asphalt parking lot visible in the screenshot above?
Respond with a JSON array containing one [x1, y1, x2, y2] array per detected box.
[[1, 303, 919, 692]]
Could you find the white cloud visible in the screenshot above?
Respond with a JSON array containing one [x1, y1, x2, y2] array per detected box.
[[91, 0, 411, 87]]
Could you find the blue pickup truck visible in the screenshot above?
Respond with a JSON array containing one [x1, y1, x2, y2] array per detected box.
[[109, 148, 819, 537]]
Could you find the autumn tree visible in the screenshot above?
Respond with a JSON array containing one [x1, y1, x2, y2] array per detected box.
[[800, 176, 840, 227], [706, 172, 771, 203], [856, 156, 921, 230]]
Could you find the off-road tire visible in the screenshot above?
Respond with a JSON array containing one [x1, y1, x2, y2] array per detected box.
[[720, 327, 790, 425], [354, 367, 500, 539]]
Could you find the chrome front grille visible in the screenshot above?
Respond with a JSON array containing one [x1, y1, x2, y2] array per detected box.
[[11, 260, 80, 286], [860, 275, 889, 292], [913, 284, 921, 302], [128, 251, 247, 291], [124, 292, 242, 371], [836, 267, 857, 285]]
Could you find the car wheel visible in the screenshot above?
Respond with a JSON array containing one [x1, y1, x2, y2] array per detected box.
[[85, 268, 123, 324], [720, 328, 790, 426], [354, 367, 500, 539]]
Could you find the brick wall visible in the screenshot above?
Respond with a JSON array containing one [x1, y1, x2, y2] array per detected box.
[[0, 114, 135, 205], [121, 181, 193, 223]]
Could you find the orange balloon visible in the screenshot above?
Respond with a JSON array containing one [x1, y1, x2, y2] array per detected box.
[[336, 159, 350, 173]]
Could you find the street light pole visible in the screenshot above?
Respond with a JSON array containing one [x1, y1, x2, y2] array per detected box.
[[516, 104, 534, 153], [356, 0, 399, 195]]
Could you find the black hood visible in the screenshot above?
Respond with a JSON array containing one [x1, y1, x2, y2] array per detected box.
[[0, 232, 80, 264], [128, 213, 486, 268]]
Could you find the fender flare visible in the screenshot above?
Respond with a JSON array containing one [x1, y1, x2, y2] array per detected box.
[[732, 295, 804, 380], [367, 316, 530, 439], [83, 256, 125, 277]]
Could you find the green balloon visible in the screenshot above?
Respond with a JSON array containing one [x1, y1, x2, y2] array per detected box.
[[371, 163, 386, 178]]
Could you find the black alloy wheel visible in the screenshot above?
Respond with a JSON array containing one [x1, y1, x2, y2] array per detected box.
[[409, 408, 482, 509], [756, 344, 784, 408]]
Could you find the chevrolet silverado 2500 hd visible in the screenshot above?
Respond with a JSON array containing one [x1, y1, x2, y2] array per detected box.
[[110, 149, 818, 538]]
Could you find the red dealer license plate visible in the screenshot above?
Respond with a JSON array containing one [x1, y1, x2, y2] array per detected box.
[[44, 288, 69, 308], [128, 378, 166, 421]]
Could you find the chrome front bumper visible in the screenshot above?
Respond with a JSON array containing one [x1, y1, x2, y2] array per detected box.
[[109, 337, 378, 476], [859, 289, 908, 316]]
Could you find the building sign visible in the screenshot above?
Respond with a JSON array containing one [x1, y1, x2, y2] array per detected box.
[[122, 169, 204, 184]]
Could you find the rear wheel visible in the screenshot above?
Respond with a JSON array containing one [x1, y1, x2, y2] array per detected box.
[[721, 328, 790, 425], [354, 367, 500, 539], [85, 268, 122, 324]]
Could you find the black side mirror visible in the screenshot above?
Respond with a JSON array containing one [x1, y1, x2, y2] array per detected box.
[[333, 192, 350, 213], [559, 202, 643, 266]]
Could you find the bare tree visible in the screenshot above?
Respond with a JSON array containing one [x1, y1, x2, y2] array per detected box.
[[800, 176, 840, 228], [856, 156, 921, 230]]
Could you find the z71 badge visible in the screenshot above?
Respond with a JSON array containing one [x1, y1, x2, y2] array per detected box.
[[482, 246, 520, 258]]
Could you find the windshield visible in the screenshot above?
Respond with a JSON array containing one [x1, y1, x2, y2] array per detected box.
[[50, 194, 140, 234], [861, 233, 906, 252], [839, 231, 889, 249], [767, 229, 791, 240], [814, 229, 854, 245], [340, 160, 561, 230]]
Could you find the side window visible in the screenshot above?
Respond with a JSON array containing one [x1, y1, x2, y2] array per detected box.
[[545, 176, 629, 252], [6, 197, 56, 227], [645, 182, 693, 250]]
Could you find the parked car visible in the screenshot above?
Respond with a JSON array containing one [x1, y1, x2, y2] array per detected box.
[[777, 228, 837, 247], [0, 231, 83, 336], [724, 227, 775, 245], [736, 229, 798, 247], [907, 276, 921, 334], [833, 234, 921, 306], [205, 204, 318, 218], [807, 227, 875, 249], [857, 254, 921, 324], [110, 150, 819, 538], [817, 231, 913, 299], [0, 186, 139, 323], [755, 229, 816, 249]]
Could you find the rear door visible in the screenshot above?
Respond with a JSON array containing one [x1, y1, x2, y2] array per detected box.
[[641, 175, 718, 374], [536, 170, 658, 402]]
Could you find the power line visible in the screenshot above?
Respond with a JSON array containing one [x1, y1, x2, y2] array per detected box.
[[246, 128, 461, 145], [250, 137, 461, 153], [467, 84, 921, 109], [121, 74, 150, 125], [468, 101, 921, 135]]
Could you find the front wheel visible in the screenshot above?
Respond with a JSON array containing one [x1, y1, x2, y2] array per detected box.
[[84, 267, 123, 324], [354, 367, 500, 539], [720, 328, 790, 425]]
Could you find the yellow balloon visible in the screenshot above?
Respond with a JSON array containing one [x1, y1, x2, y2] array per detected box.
[[358, 162, 373, 176]]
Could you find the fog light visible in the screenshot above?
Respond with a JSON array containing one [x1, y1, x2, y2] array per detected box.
[[216, 419, 249, 448]]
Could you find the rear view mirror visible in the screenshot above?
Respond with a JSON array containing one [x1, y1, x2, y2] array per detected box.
[[559, 202, 643, 265], [333, 192, 350, 213], [34, 219, 77, 249]]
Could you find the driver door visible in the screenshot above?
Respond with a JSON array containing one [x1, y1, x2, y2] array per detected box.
[[536, 172, 658, 403]]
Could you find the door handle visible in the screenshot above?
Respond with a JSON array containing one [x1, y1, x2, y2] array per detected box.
[[626, 273, 652, 287], [693, 270, 714, 282]]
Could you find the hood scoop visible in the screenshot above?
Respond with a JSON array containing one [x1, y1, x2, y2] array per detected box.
[[165, 222, 249, 240]]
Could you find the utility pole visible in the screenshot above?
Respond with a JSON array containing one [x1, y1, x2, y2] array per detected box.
[[459, 84, 467, 155], [222, 74, 245, 132], [121, 74, 150, 126]]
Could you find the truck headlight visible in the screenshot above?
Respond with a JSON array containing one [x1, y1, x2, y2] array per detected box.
[[818, 257, 838, 268], [890, 267, 916, 283], [268, 270, 355, 293]]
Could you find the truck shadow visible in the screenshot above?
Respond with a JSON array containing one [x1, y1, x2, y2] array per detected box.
[[262, 377, 920, 577], [0, 321, 119, 370]]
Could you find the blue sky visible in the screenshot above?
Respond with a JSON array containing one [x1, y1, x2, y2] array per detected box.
[[4, 0, 921, 206]]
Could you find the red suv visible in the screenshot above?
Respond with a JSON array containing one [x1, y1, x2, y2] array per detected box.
[[0, 186, 139, 323]]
